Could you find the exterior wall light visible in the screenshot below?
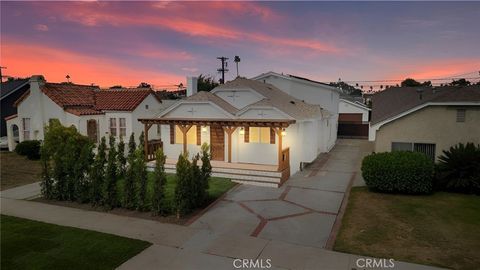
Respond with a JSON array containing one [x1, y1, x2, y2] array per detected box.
[[239, 127, 245, 135], [281, 128, 286, 137], [201, 126, 207, 132]]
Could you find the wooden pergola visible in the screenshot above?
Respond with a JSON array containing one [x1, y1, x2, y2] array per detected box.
[[138, 118, 295, 171]]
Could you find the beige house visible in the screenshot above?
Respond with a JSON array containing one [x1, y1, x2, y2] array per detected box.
[[369, 85, 480, 161]]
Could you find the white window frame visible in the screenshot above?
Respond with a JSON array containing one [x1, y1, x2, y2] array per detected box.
[[22, 118, 31, 140], [119, 118, 126, 137], [109, 118, 117, 136]]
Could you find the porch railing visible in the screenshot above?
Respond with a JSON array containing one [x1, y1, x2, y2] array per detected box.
[[146, 139, 163, 161]]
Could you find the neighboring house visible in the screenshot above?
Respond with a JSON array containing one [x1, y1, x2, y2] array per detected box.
[[1, 78, 30, 142], [139, 77, 335, 187], [338, 97, 370, 138], [369, 85, 480, 161], [5, 75, 174, 151], [252, 71, 340, 149]]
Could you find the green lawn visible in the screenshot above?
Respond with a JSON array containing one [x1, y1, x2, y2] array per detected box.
[[334, 187, 480, 270], [1, 215, 150, 270], [116, 173, 235, 213]]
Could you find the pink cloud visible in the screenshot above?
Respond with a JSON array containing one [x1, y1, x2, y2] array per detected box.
[[34, 24, 49, 31], [1, 41, 184, 87]]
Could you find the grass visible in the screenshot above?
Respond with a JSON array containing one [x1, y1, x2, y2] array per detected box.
[[0, 152, 42, 190], [1, 215, 150, 270], [334, 187, 480, 270], [116, 173, 235, 213]]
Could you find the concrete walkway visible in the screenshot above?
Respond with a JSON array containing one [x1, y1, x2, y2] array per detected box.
[[189, 139, 373, 249]]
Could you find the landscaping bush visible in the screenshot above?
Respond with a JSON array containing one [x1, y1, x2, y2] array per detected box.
[[15, 140, 41, 160], [135, 133, 148, 211], [103, 135, 118, 209], [174, 153, 193, 217], [123, 133, 137, 209], [435, 143, 480, 194], [90, 137, 107, 205], [362, 151, 434, 194], [151, 148, 168, 215]]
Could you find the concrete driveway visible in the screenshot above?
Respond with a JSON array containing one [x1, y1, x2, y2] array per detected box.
[[190, 139, 373, 248]]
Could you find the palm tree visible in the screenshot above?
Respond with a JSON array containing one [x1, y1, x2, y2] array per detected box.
[[234, 56, 241, 77]]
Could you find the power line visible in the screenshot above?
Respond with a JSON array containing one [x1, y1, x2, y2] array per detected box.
[[217, 56, 229, 84]]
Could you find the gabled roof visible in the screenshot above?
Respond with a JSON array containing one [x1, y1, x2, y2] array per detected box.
[[1, 78, 29, 100], [184, 91, 239, 115], [339, 98, 370, 111], [215, 77, 322, 120], [252, 71, 341, 93], [371, 85, 480, 125], [15, 82, 162, 116]]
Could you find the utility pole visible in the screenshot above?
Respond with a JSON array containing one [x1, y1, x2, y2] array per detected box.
[[217, 56, 229, 84], [234, 56, 241, 78]]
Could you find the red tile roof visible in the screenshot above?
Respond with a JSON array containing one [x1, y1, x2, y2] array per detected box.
[[14, 83, 162, 116]]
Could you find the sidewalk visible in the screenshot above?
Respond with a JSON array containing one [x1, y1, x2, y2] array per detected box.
[[1, 197, 443, 270]]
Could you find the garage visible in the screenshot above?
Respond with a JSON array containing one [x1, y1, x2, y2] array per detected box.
[[338, 99, 370, 138]]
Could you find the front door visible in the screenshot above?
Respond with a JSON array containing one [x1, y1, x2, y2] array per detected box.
[[87, 119, 98, 142], [210, 125, 225, 161]]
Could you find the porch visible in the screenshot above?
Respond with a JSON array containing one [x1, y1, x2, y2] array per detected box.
[[140, 118, 294, 187]]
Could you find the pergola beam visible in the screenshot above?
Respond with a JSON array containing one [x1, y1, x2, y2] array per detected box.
[[138, 118, 295, 128]]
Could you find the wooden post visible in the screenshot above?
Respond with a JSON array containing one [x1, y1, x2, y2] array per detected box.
[[144, 123, 153, 160], [222, 126, 237, 163], [178, 124, 192, 154], [274, 128, 283, 171]]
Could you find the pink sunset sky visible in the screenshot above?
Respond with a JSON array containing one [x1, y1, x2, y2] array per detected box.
[[1, 1, 479, 89]]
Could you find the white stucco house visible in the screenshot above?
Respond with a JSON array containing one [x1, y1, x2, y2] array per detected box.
[[139, 76, 339, 187], [252, 72, 340, 149], [5, 75, 174, 151]]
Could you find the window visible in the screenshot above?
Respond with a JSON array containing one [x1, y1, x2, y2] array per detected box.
[[391, 142, 436, 161], [22, 118, 30, 140], [109, 118, 117, 136], [119, 118, 126, 137], [145, 104, 149, 110], [249, 127, 270, 144], [175, 125, 196, 144], [456, 109, 466, 122]]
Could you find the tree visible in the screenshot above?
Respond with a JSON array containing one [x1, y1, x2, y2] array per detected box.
[[450, 78, 471, 87], [139, 131, 145, 151], [91, 137, 107, 205], [199, 143, 212, 205], [191, 154, 202, 207], [123, 133, 137, 209], [138, 82, 152, 89], [174, 153, 193, 217], [117, 137, 126, 178], [401, 78, 422, 87], [135, 133, 148, 211], [103, 135, 118, 209], [40, 143, 54, 199], [197, 74, 219, 92], [74, 142, 94, 203], [109, 85, 123, 89], [329, 81, 362, 96], [151, 148, 168, 215]]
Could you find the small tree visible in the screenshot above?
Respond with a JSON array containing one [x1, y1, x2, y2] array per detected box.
[[40, 143, 54, 199], [74, 142, 94, 203], [123, 133, 137, 209], [135, 135, 148, 211], [139, 131, 145, 151], [174, 152, 193, 217], [151, 148, 168, 215], [103, 135, 118, 209], [191, 154, 203, 207], [117, 137, 126, 178], [91, 137, 107, 205], [199, 143, 212, 204]]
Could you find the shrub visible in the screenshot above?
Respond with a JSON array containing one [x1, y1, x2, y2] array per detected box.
[[174, 153, 193, 217], [151, 148, 168, 215], [200, 143, 212, 201], [103, 135, 118, 209], [123, 133, 137, 209], [191, 154, 203, 207], [90, 137, 107, 205], [135, 137, 148, 211], [15, 140, 41, 160], [435, 143, 480, 194], [117, 138, 126, 178], [362, 151, 434, 194]]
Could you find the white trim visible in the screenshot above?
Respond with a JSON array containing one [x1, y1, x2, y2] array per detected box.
[[369, 101, 480, 141], [252, 71, 341, 93], [157, 100, 236, 119], [236, 105, 294, 120], [339, 98, 371, 111], [0, 81, 29, 101]]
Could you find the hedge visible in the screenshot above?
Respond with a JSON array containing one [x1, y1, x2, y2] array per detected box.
[[15, 140, 41, 160], [362, 151, 434, 194]]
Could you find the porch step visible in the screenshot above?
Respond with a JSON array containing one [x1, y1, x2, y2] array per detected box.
[[147, 163, 284, 188]]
